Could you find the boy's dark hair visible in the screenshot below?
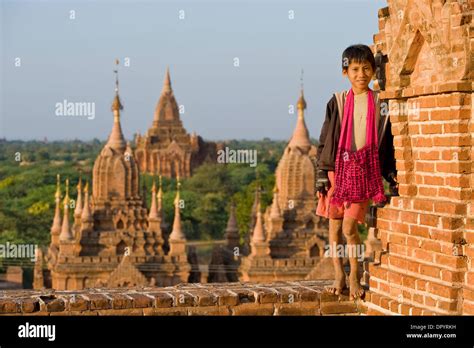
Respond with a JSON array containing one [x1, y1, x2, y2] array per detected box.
[[342, 44, 376, 71]]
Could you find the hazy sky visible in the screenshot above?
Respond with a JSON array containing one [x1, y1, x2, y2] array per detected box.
[[1, 0, 385, 142]]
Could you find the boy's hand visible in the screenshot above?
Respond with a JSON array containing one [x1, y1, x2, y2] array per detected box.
[[387, 172, 399, 196], [316, 170, 330, 196]]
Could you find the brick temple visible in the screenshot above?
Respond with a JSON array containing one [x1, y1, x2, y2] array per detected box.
[[36, 72, 192, 290], [206, 89, 332, 283], [134, 68, 218, 178]]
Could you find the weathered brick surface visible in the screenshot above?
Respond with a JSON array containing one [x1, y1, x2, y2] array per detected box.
[[110, 293, 134, 309], [274, 302, 319, 316], [0, 298, 19, 313], [368, 0, 473, 316], [146, 292, 174, 308], [127, 293, 154, 308], [83, 293, 111, 310], [39, 295, 65, 312], [0, 281, 366, 316], [63, 295, 89, 312], [20, 298, 40, 313]]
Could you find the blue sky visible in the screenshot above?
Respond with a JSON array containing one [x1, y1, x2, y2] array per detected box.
[[0, 0, 386, 141]]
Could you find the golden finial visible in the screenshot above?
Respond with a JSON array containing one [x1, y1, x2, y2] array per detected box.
[[83, 181, 89, 194], [112, 59, 123, 111], [297, 68, 307, 111], [55, 174, 61, 200], [151, 178, 156, 193], [157, 174, 163, 202], [174, 175, 181, 206], [114, 59, 120, 93], [273, 184, 279, 194], [63, 178, 70, 205], [77, 171, 82, 190]]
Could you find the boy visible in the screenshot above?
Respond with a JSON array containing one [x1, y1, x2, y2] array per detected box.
[[315, 44, 397, 300]]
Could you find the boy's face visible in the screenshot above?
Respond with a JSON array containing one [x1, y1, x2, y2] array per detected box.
[[342, 60, 374, 92]]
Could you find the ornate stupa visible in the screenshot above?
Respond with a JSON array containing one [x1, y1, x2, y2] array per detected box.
[[134, 67, 218, 178], [239, 86, 332, 282], [38, 63, 191, 290]]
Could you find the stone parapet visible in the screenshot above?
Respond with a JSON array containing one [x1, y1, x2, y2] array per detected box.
[[0, 280, 365, 316]]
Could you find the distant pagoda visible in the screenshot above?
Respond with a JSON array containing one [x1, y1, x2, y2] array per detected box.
[[239, 88, 332, 282], [134, 68, 218, 178]]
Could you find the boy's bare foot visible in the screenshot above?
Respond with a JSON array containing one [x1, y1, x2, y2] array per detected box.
[[349, 275, 365, 300], [325, 275, 346, 296]]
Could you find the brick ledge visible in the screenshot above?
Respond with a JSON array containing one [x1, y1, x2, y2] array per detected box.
[[0, 280, 369, 316]]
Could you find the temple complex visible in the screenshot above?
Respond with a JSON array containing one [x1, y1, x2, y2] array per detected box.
[[36, 68, 192, 290]]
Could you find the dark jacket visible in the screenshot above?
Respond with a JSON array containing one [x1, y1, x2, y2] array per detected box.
[[316, 91, 396, 182]]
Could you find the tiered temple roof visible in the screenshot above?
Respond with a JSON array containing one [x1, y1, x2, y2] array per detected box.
[[39, 66, 192, 290]]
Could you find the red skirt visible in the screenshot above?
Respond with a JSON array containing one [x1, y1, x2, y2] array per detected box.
[[316, 171, 369, 224]]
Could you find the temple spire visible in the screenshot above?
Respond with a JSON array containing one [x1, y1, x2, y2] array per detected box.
[[55, 174, 61, 200], [298, 68, 305, 109], [225, 202, 240, 248], [107, 59, 126, 152], [157, 174, 168, 231], [226, 202, 238, 232], [148, 179, 158, 219], [60, 178, 74, 241], [251, 181, 261, 214], [251, 201, 265, 243], [169, 176, 185, 241], [297, 89, 307, 111], [250, 182, 262, 228], [74, 173, 83, 218], [288, 76, 311, 153], [157, 175, 163, 213], [81, 182, 92, 222], [162, 66, 172, 94], [270, 184, 282, 218], [147, 176, 165, 255], [51, 174, 62, 237]]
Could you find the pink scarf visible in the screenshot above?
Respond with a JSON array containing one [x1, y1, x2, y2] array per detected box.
[[330, 89, 386, 207]]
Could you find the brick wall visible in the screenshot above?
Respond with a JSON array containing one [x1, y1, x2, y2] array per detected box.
[[367, 0, 473, 315], [0, 280, 365, 316]]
